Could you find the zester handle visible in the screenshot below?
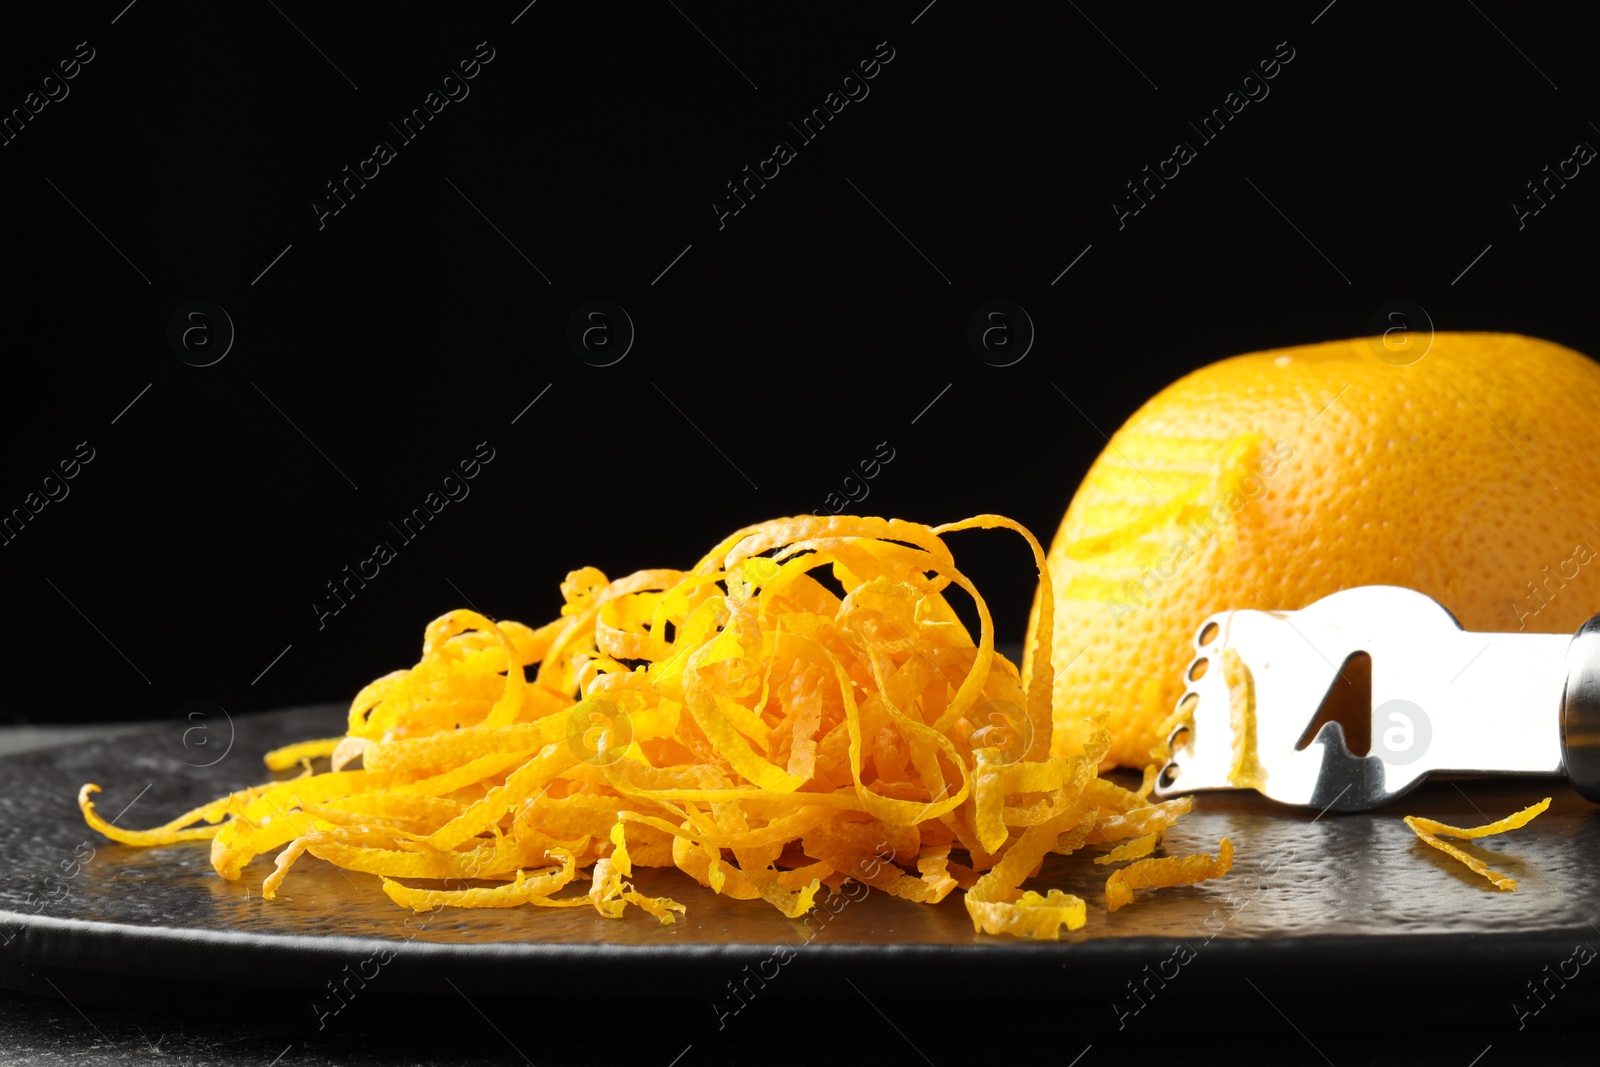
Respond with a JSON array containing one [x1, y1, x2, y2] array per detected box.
[[1560, 613, 1600, 803]]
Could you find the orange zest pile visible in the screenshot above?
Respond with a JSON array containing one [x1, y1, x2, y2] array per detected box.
[[80, 514, 1232, 937], [1403, 797, 1551, 891]]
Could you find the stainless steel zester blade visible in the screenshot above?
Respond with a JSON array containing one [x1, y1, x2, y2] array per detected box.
[[1151, 585, 1600, 812]]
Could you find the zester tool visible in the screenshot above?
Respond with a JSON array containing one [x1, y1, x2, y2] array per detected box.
[[1150, 585, 1600, 812]]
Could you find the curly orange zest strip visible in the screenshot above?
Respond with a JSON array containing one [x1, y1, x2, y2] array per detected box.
[[1403, 797, 1551, 891]]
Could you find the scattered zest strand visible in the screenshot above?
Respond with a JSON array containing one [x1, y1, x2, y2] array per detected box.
[[1403, 798, 1551, 891]]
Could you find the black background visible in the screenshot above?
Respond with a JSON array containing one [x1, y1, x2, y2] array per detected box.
[[4, 0, 1598, 726]]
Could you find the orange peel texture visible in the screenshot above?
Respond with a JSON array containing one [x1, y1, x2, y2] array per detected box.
[[79, 514, 1225, 935], [1037, 334, 1600, 769]]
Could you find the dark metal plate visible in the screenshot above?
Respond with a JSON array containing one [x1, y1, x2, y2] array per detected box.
[[3, 703, 1597, 1033]]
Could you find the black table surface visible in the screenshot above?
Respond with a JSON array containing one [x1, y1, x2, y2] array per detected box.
[[3, 705, 1599, 1066]]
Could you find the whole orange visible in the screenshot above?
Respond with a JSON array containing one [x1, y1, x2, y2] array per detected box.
[[1031, 332, 1600, 768]]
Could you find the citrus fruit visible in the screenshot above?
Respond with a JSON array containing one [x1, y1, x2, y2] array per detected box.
[[1031, 332, 1600, 768]]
